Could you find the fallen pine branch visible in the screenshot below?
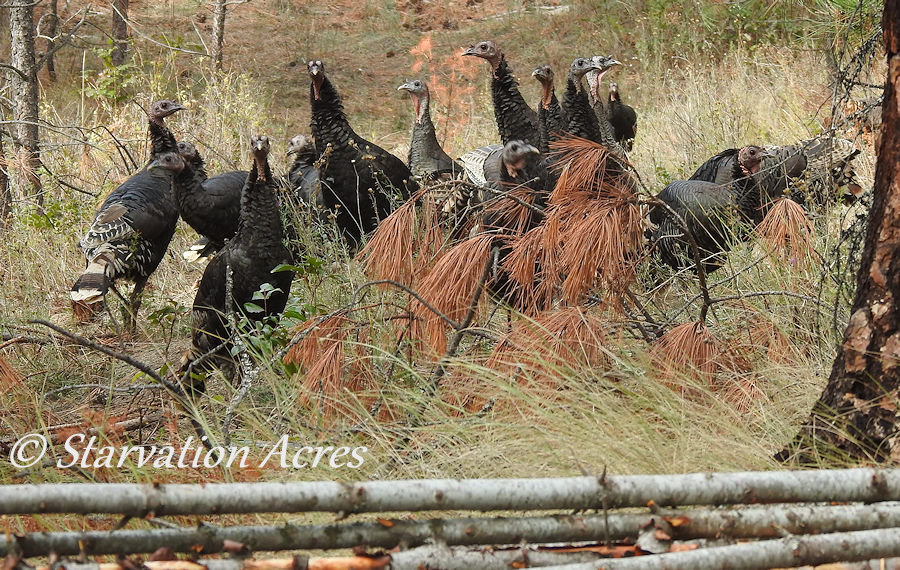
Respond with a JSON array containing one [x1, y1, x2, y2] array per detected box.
[[4, 502, 900, 556], [24, 556, 391, 570], [3, 469, 900, 516]]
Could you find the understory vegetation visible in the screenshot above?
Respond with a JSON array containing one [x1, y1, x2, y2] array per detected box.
[[0, 0, 887, 525]]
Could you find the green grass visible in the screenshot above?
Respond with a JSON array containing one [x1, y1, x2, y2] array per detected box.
[[0, 0, 885, 537]]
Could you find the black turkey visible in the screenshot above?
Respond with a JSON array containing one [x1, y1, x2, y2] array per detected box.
[[176, 140, 247, 262], [307, 59, 417, 249], [71, 151, 184, 328], [463, 40, 540, 148], [584, 55, 628, 157], [285, 133, 320, 204], [691, 136, 861, 219], [532, 64, 567, 155], [180, 135, 294, 393], [649, 145, 770, 274], [481, 140, 551, 234], [562, 57, 608, 145], [398, 79, 463, 181], [607, 82, 637, 152]]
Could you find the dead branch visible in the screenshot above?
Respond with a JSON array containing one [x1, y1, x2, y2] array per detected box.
[[4, 503, 900, 557], [3, 469, 900, 516]]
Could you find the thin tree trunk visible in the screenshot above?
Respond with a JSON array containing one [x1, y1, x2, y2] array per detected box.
[[777, 0, 900, 465], [110, 0, 129, 66], [0, 133, 10, 228], [8, 1, 43, 206], [211, 0, 226, 71], [44, 0, 58, 81]]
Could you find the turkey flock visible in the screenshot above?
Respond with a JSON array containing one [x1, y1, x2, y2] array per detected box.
[[68, 41, 862, 394]]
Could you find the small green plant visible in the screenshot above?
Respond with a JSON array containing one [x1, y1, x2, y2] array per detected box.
[[85, 43, 139, 104]]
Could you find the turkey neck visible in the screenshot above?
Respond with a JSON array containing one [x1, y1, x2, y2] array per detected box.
[[731, 159, 764, 222], [409, 103, 438, 170], [149, 117, 178, 158], [309, 75, 355, 150], [173, 160, 214, 216], [492, 57, 539, 147], [232, 158, 283, 246]]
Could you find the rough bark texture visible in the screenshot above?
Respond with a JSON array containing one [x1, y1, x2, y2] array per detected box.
[[4, 503, 900, 557], [44, 0, 58, 81], [3, 469, 900, 516], [211, 0, 226, 71], [0, 134, 10, 228], [8, 1, 43, 205], [110, 0, 129, 66], [778, 0, 900, 465]]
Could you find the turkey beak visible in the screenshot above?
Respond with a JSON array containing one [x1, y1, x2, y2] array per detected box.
[[147, 159, 162, 171], [461, 45, 477, 57]]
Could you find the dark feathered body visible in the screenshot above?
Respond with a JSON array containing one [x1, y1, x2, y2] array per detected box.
[[607, 83, 637, 152], [532, 65, 567, 155], [650, 146, 767, 273], [183, 137, 294, 385], [399, 80, 463, 181], [690, 136, 860, 219], [286, 134, 320, 204], [562, 58, 604, 144], [307, 60, 417, 248], [463, 41, 539, 148], [71, 152, 184, 314]]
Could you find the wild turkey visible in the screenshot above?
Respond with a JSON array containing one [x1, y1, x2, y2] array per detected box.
[[690, 135, 861, 221], [180, 136, 294, 393], [584, 56, 628, 157], [481, 140, 551, 233], [398, 79, 464, 181], [532, 64, 568, 155], [146, 99, 184, 161], [286, 134, 320, 204], [463, 40, 540, 148], [307, 59, 417, 248], [607, 82, 637, 152], [175, 140, 247, 262], [70, 151, 184, 327], [649, 145, 770, 274], [562, 57, 609, 145]]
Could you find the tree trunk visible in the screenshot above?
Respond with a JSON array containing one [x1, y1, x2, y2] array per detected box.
[[110, 0, 129, 66], [8, 1, 43, 206], [0, 133, 10, 229], [44, 0, 58, 81], [211, 0, 226, 71], [777, 0, 900, 465]]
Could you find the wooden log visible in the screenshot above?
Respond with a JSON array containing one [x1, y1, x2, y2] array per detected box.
[[545, 527, 900, 569], [4, 503, 900, 557], [3, 469, 900, 516]]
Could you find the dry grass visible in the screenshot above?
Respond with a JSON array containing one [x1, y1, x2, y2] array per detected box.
[[0, 0, 883, 510]]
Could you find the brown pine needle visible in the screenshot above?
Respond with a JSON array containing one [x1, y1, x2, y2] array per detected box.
[[718, 375, 767, 414], [283, 313, 352, 368], [0, 354, 23, 394], [549, 135, 636, 203], [357, 197, 420, 287], [485, 307, 611, 387], [756, 198, 815, 268], [651, 321, 722, 388], [410, 234, 494, 355], [297, 339, 346, 418]]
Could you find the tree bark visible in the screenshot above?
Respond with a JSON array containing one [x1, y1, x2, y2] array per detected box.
[[777, 0, 900, 465], [211, 0, 226, 71], [0, 133, 11, 228], [8, 1, 43, 205], [4, 503, 900, 557], [110, 0, 129, 66], [3, 470, 900, 516], [43, 0, 58, 81]]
